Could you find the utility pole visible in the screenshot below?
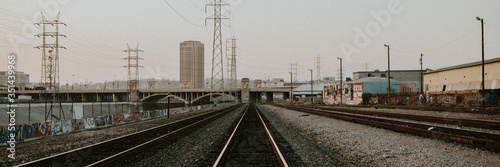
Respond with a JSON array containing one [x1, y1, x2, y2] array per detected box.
[[384, 44, 391, 97], [420, 53, 424, 94], [309, 69, 313, 104], [476, 16, 485, 108], [315, 55, 321, 82], [291, 63, 298, 82], [206, 0, 228, 103], [290, 71, 293, 105], [338, 57, 342, 106], [123, 43, 143, 102]]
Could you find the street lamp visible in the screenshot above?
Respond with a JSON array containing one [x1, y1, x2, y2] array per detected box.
[[289, 71, 293, 105], [477, 16, 485, 107], [384, 44, 391, 97], [309, 69, 313, 104], [420, 53, 424, 94], [337, 57, 342, 106]]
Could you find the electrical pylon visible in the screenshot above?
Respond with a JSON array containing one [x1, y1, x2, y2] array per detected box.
[[123, 43, 143, 92], [35, 12, 66, 90], [291, 63, 298, 82], [206, 0, 228, 102], [227, 37, 237, 99], [315, 55, 321, 82]]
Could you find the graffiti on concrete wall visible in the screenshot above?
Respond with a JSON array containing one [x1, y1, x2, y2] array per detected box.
[[0, 126, 8, 143], [140, 111, 149, 120], [1, 126, 21, 142], [51, 120, 62, 135], [62, 120, 73, 133], [21, 124, 37, 139], [150, 111, 156, 118], [84, 118, 95, 129], [74, 119, 85, 131], [113, 114, 124, 124], [36, 122, 51, 137], [96, 116, 106, 126], [1, 104, 213, 143], [132, 112, 140, 121], [123, 113, 133, 122]]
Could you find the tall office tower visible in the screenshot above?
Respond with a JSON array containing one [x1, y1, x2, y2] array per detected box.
[[180, 41, 204, 89]]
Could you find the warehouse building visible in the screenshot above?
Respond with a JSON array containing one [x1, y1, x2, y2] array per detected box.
[[322, 77, 416, 105], [424, 57, 500, 93]]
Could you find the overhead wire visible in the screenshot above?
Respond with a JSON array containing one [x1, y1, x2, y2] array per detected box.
[[390, 25, 480, 54], [486, 23, 500, 29], [162, 0, 205, 27]]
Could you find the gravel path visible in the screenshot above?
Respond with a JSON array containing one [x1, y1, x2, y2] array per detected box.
[[0, 108, 222, 166], [122, 104, 247, 166], [259, 104, 500, 166]]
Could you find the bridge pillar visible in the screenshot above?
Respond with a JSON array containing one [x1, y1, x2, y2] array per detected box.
[[96, 93, 102, 102], [254, 79, 262, 88], [266, 92, 274, 103], [81, 93, 87, 102], [130, 90, 139, 102], [241, 78, 250, 102], [113, 93, 118, 102], [67, 93, 71, 102]]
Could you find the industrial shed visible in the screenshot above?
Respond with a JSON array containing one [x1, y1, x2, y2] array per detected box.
[[322, 77, 416, 105], [424, 57, 500, 93]]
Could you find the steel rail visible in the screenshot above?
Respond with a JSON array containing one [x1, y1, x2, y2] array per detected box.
[[213, 104, 288, 166], [15, 104, 241, 167], [304, 105, 500, 130], [254, 104, 289, 167], [275, 104, 500, 151], [212, 105, 249, 166]]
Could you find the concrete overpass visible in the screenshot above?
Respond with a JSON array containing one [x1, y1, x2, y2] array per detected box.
[[1, 87, 291, 104]]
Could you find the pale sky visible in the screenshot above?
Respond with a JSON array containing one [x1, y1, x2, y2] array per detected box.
[[1, 0, 499, 85]]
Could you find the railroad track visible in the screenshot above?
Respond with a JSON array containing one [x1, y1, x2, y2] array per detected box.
[[345, 105, 500, 115], [15, 104, 242, 167], [303, 105, 500, 130], [212, 103, 289, 166], [273, 104, 500, 151]]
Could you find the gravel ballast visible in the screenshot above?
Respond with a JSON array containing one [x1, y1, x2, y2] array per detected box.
[[122, 104, 247, 166], [332, 106, 500, 121], [0, 107, 224, 166], [259, 104, 500, 166]]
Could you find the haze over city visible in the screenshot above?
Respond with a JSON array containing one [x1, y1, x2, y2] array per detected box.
[[1, 0, 500, 84]]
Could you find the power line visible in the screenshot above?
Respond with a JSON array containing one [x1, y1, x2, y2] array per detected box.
[[163, 0, 204, 27], [391, 25, 480, 54]]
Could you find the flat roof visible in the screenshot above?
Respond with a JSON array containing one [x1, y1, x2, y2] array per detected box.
[[425, 57, 500, 74], [354, 70, 424, 73]]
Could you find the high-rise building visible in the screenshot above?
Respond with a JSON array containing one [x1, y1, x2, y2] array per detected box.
[[180, 41, 204, 89]]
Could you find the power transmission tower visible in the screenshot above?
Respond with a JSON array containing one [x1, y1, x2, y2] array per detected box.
[[35, 12, 66, 91], [315, 55, 321, 82], [228, 37, 237, 99], [35, 12, 66, 122], [291, 63, 298, 82], [123, 43, 143, 101], [206, 0, 229, 103]]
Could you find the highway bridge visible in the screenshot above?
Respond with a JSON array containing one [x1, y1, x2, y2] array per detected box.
[[1, 87, 292, 104]]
